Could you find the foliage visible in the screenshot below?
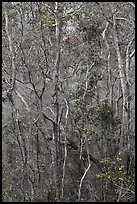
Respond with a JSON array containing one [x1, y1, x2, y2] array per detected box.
[[96, 154, 135, 201], [97, 155, 126, 183], [2, 2, 135, 202]]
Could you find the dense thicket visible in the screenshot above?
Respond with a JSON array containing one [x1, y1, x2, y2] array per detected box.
[[2, 2, 135, 202]]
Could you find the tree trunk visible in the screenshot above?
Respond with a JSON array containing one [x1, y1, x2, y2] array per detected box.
[[52, 3, 62, 201], [112, 14, 127, 151]]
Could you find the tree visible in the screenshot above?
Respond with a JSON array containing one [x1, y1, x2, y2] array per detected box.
[[2, 2, 135, 202]]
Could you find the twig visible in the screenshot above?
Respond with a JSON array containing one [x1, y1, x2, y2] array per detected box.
[[15, 90, 30, 113], [116, 181, 124, 202], [42, 111, 55, 125]]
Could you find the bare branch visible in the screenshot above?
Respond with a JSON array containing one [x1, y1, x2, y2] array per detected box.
[[4, 9, 16, 91], [61, 98, 69, 200], [126, 38, 134, 82], [63, 3, 84, 18], [78, 158, 91, 201], [42, 111, 55, 126], [116, 181, 124, 202], [15, 90, 31, 113]]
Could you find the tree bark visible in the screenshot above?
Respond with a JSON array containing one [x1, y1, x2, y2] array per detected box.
[[112, 14, 127, 151], [52, 3, 62, 201]]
